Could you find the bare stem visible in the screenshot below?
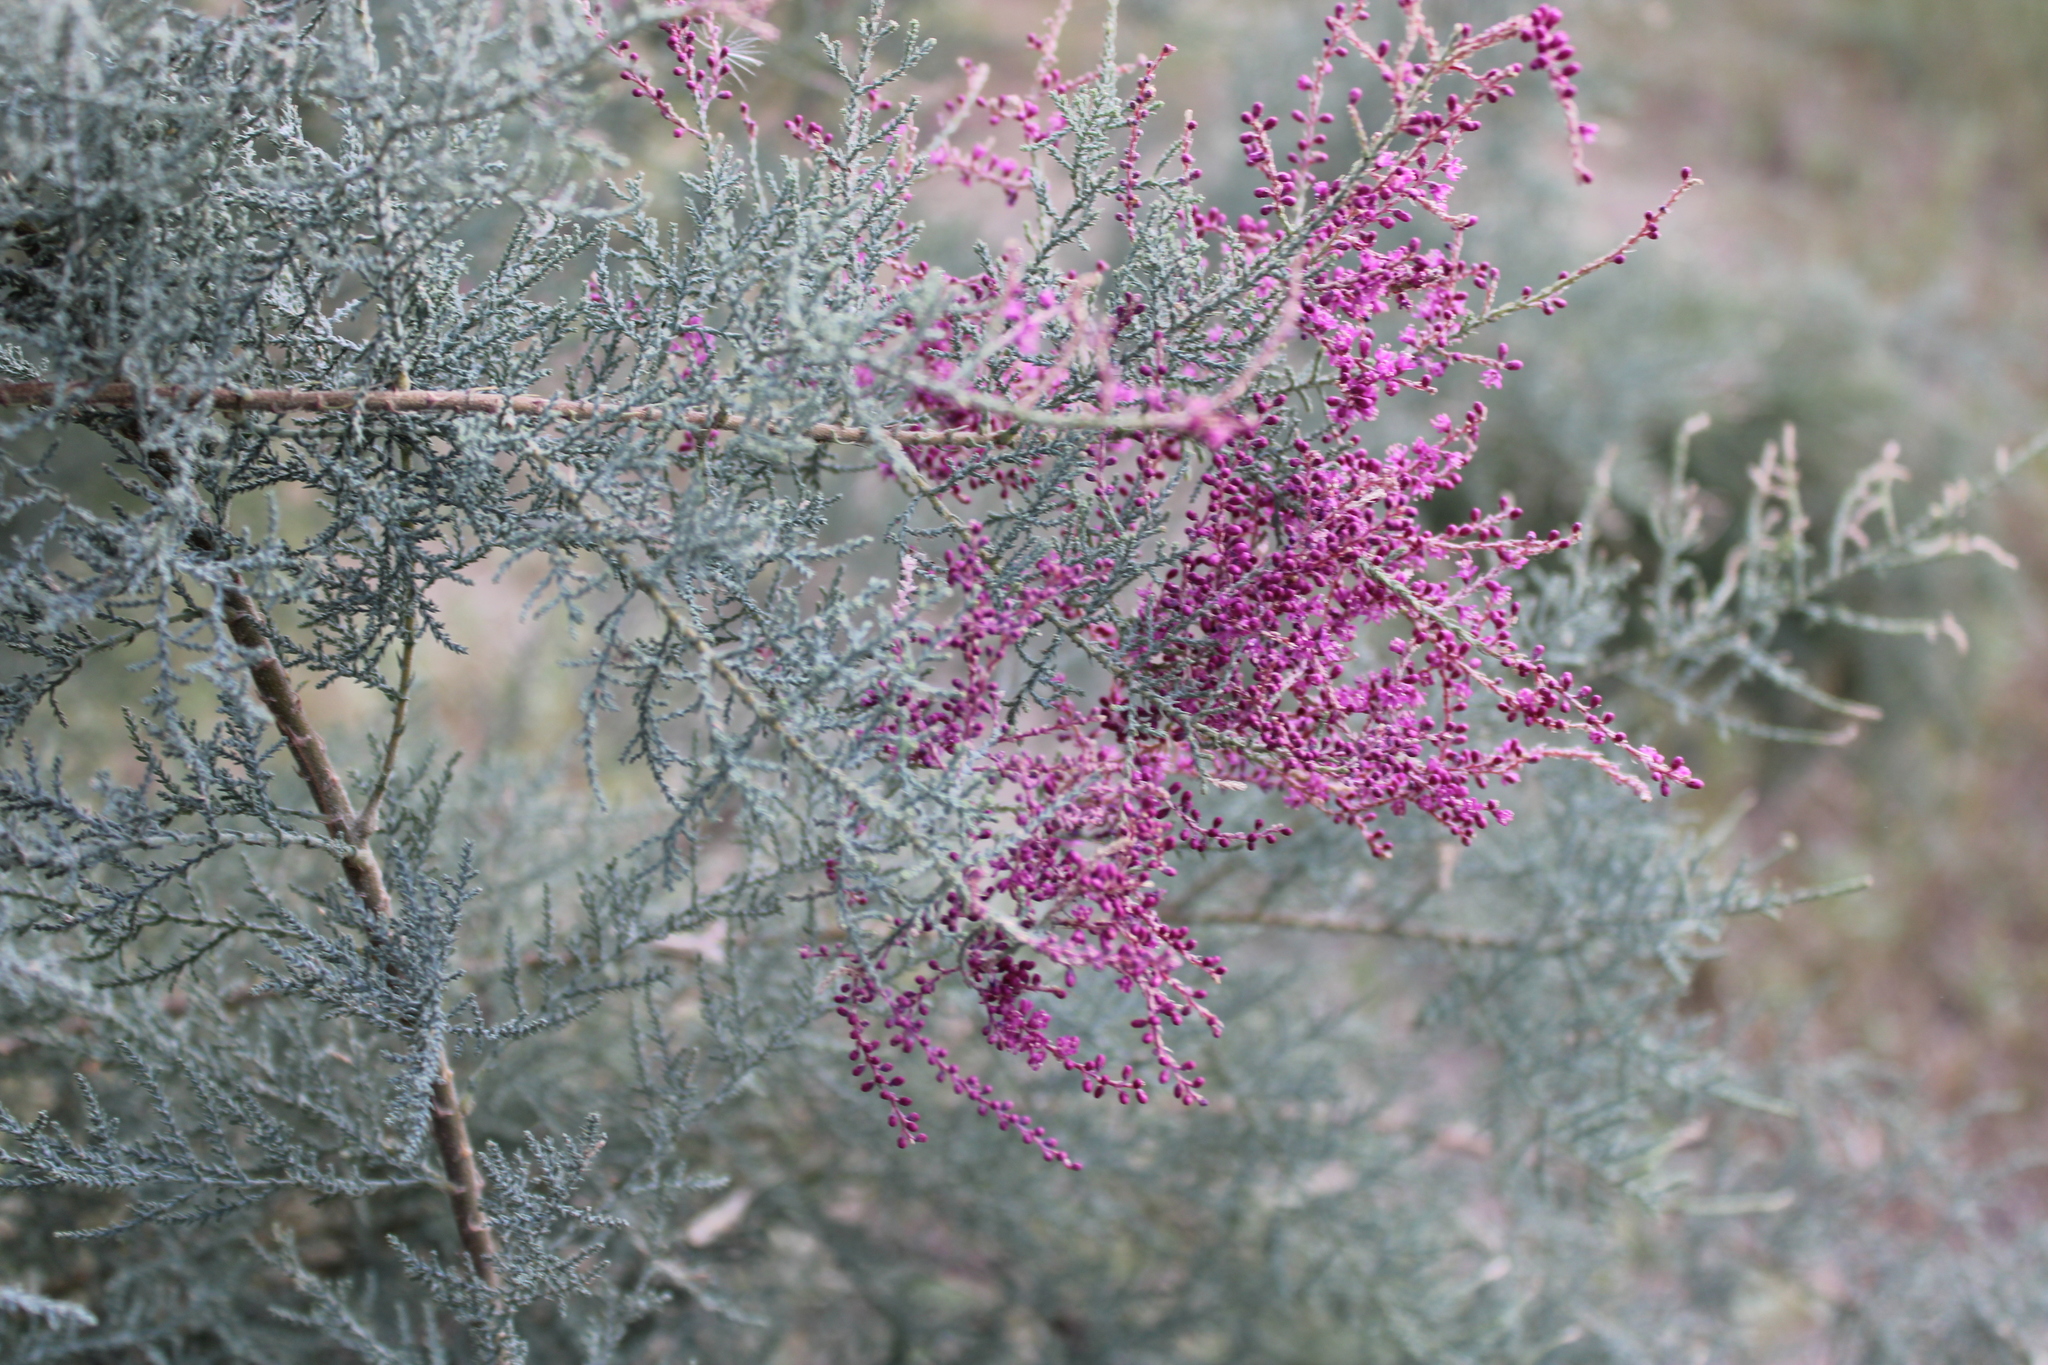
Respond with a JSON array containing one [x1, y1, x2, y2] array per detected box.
[[220, 583, 501, 1290], [0, 380, 1049, 446], [357, 631, 416, 843]]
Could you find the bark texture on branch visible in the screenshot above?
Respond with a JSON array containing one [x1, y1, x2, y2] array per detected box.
[[221, 583, 501, 1290], [0, 379, 1023, 447]]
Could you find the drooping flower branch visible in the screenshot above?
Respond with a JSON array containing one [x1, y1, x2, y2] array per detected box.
[[0, 0, 1700, 1171], [0, 0, 1696, 1170], [587, 0, 1715, 1166]]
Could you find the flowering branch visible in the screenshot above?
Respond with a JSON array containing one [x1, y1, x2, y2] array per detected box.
[[561, 0, 1724, 1158], [0, 0, 1723, 1179]]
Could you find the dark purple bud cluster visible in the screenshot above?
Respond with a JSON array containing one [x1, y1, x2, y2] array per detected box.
[[613, 0, 1699, 1164]]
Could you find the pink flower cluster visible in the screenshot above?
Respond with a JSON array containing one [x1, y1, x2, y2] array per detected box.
[[611, 1, 1698, 1165], [590, 0, 769, 142]]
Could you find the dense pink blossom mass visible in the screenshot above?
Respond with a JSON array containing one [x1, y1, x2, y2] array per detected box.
[[608, 0, 1699, 1165]]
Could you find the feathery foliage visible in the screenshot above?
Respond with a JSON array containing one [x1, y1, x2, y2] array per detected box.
[[1, 0, 2041, 1359]]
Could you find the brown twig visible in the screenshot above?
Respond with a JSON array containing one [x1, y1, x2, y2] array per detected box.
[[0, 380, 1029, 447], [219, 583, 501, 1290]]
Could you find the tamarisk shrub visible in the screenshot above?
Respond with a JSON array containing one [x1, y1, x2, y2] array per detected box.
[[588, 0, 1713, 1164], [0, 0, 2039, 1358]]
